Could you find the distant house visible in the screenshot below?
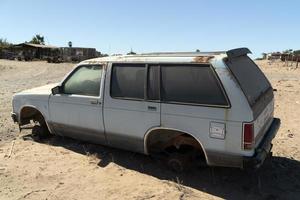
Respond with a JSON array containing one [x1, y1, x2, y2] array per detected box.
[[60, 47, 100, 62], [266, 52, 282, 60], [4, 43, 100, 62], [13, 43, 60, 60]]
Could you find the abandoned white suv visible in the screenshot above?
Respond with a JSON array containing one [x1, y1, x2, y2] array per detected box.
[[12, 48, 280, 170]]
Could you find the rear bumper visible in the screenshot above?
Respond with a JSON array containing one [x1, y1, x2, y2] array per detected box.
[[243, 118, 280, 169]]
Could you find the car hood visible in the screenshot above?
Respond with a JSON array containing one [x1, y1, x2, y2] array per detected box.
[[16, 83, 58, 95]]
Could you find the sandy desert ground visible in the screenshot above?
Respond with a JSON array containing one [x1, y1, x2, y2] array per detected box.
[[0, 59, 300, 200]]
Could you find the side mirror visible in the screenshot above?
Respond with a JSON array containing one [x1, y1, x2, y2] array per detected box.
[[51, 85, 62, 95]]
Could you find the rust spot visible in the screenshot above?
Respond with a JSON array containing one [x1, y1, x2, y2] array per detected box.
[[162, 134, 202, 151], [86, 60, 100, 64], [193, 56, 214, 63]]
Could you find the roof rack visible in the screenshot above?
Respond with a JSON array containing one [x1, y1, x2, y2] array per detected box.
[[137, 51, 226, 57], [124, 48, 251, 58]]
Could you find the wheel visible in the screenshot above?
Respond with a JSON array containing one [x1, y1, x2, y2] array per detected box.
[[32, 124, 50, 139], [166, 152, 192, 172]]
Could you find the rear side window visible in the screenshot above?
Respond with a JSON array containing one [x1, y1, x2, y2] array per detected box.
[[161, 65, 228, 106], [111, 64, 145, 100], [225, 56, 271, 106]]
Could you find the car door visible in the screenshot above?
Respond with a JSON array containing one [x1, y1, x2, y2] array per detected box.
[[48, 64, 106, 144], [103, 63, 161, 153]]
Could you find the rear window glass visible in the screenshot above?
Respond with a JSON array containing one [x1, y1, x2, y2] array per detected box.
[[161, 65, 228, 106], [225, 56, 271, 106], [111, 64, 145, 100]]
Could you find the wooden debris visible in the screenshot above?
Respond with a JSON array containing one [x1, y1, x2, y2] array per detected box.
[[8, 140, 15, 158]]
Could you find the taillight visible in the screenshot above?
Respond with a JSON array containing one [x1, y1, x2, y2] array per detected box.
[[243, 123, 254, 150]]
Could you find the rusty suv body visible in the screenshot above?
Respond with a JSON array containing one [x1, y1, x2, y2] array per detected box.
[[12, 48, 280, 169]]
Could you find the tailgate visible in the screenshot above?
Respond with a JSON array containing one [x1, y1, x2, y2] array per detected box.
[[253, 100, 274, 147]]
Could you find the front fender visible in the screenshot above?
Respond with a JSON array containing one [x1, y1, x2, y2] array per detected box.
[[12, 94, 53, 133]]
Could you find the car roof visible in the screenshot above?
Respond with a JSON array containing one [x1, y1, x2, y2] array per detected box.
[[80, 51, 227, 65], [79, 48, 251, 65]]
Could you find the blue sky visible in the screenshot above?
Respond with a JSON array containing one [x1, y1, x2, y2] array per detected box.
[[0, 0, 299, 58]]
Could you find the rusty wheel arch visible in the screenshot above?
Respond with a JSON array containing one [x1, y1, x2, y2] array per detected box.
[[19, 106, 49, 130], [144, 127, 208, 163]]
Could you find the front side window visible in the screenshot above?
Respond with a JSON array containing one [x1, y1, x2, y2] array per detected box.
[[63, 65, 102, 96], [111, 64, 145, 100], [161, 64, 228, 106]]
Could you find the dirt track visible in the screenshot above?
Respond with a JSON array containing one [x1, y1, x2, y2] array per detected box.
[[0, 59, 300, 200]]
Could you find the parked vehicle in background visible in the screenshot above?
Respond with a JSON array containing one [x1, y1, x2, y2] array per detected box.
[[11, 48, 280, 171], [0, 50, 16, 60]]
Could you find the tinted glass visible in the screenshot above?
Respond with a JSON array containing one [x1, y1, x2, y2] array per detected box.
[[161, 65, 228, 106], [225, 56, 271, 106], [63, 65, 102, 96], [111, 64, 145, 99], [147, 66, 160, 100]]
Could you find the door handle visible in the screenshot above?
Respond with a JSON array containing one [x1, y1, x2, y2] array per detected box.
[[148, 106, 157, 111], [90, 99, 99, 104]]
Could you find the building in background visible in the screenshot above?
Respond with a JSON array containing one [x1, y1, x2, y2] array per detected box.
[[13, 43, 60, 61], [266, 52, 282, 60], [60, 47, 100, 62], [0, 42, 101, 62]]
